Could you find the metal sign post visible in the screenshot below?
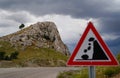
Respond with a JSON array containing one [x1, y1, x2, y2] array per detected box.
[[89, 66, 96, 78], [67, 22, 119, 78]]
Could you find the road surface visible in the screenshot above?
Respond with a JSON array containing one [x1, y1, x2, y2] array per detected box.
[[0, 67, 79, 78]]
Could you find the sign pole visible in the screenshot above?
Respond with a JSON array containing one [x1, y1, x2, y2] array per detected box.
[[67, 22, 119, 78], [89, 66, 96, 78]]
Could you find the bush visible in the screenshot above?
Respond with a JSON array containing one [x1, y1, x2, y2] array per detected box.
[[0, 51, 19, 61], [104, 68, 115, 77], [117, 53, 120, 63], [19, 24, 25, 29], [0, 52, 5, 60], [57, 69, 88, 78], [103, 67, 120, 77], [10, 51, 19, 59], [4, 55, 11, 60], [57, 71, 73, 78]]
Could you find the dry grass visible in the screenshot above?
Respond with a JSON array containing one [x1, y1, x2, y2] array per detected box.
[[0, 41, 68, 67], [57, 54, 120, 78]]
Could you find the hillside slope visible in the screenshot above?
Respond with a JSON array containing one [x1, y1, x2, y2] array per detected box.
[[0, 21, 69, 67]]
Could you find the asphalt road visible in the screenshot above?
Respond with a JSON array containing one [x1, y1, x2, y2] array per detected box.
[[0, 67, 79, 78]]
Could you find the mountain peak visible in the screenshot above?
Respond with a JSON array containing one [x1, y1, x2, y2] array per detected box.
[[0, 21, 70, 55]]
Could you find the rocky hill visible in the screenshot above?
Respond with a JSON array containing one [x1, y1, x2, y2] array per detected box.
[[0, 21, 70, 67], [0, 21, 69, 55]]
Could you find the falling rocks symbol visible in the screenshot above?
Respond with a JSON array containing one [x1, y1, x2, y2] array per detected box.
[[81, 37, 108, 60], [67, 22, 119, 66], [93, 39, 108, 60]]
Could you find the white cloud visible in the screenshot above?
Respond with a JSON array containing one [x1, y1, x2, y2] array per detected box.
[[102, 33, 120, 41], [29, 14, 99, 44], [1, 9, 120, 53], [104, 0, 120, 12], [0, 9, 100, 45], [0, 9, 37, 36], [40, 15, 88, 44]]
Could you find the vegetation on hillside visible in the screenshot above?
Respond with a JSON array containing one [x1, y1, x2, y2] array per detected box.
[[19, 24, 25, 29], [0, 41, 68, 67], [0, 51, 19, 60], [57, 54, 120, 78], [13, 48, 68, 67]]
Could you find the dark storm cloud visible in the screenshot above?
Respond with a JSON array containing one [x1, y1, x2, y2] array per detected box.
[[0, 0, 120, 53], [106, 38, 120, 55], [0, 0, 113, 17], [100, 16, 120, 33], [0, 0, 120, 35], [106, 37, 120, 47], [0, 0, 120, 31]]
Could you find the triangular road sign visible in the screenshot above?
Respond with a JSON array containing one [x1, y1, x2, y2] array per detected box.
[[67, 22, 119, 66]]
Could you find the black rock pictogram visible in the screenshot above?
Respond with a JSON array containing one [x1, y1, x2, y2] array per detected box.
[[88, 43, 91, 45], [93, 40, 108, 60], [81, 37, 93, 60], [81, 54, 89, 60], [80, 37, 108, 60], [88, 37, 95, 42], [84, 49, 87, 53], [87, 46, 91, 50]]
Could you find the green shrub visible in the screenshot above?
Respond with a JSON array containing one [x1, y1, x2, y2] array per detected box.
[[104, 68, 115, 77], [4, 55, 11, 60], [117, 53, 120, 63], [57, 71, 74, 78], [0, 52, 5, 60], [1, 52, 19, 61], [10, 51, 19, 59], [57, 68, 88, 78], [19, 24, 25, 29], [79, 74, 88, 78], [103, 67, 120, 77], [57, 73, 66, 78]]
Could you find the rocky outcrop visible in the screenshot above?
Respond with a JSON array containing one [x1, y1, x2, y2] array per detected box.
[[0, 22, 70, 55]]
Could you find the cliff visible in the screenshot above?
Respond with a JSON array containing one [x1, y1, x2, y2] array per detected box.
[[0, 21, 70, 55]]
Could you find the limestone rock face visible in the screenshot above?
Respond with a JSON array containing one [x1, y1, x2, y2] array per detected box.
[[0, 22, 70, 55]]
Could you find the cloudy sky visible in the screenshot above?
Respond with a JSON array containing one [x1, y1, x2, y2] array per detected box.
[[0, 0, 120, 55]]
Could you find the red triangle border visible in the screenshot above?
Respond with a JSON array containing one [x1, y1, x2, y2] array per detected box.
[[67, 22, 119, 66]]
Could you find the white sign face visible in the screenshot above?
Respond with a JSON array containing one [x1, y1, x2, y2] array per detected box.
[[67, 22, 119, 66], [74, 29, 109, 61]]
